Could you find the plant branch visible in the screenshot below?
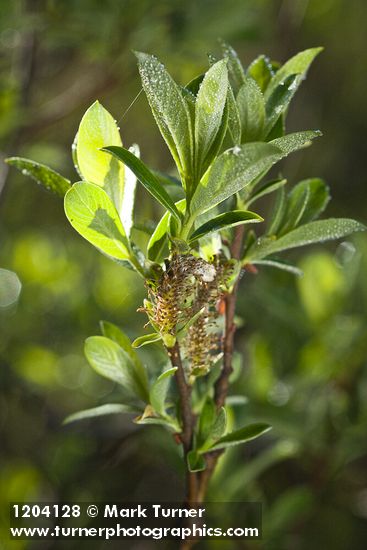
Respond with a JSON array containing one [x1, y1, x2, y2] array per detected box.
[[197, 224, 246, 502], [168, 341, 198, 506], [214, 224, 245, 407]]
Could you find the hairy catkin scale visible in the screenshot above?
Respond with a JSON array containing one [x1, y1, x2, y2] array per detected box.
[[141, 253, 238, 377]]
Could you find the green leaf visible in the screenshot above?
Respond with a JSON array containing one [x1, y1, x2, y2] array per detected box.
[[147, 199, 186, 262], [188, 210, 263, 243], [265, 47, 323, 99], [247, 219, 366, 261], [150, 367, 177, 416], [132, 333, 162, 348], [64, 182, 130, 261], [121, 143, 139, 237], [6, 157, 71, 197], [100, 320, 132, 347], [198, 399, 216, 447], [185, 73, 205, 95], [266, 114, 286, 141], [246, 178, 287, 207], [63, 403, 139, 425], [270, 130, 322, 156], [135, 52, 193, 180], [209, 422, 271, 451], [247, 55, 274, 92], [147, 210, 170, 262], [236, 77, 265, 142], [252, 259, 303, 277], [280, 180, 310, 234], [100, 321, 147, 388], [295, 178, 330, 224], [134, 404, 180, 430], [210, 407, 227, 440], [200, 97, 229, 178], [199, 407, 227, 452], [267, 187, 287, 235], [101, 146, 181, 222], [195, 59, 228, 174], [190, 142, 281, 215], [153, 170, 182, 188], [85, 336, 149, 401], [280, 178, 329, 235], [187, 450, 206, 472], [76, 101, 125, 214], [221, 42, 246, 92], [226, 86, 241, 144], [264, 74, 300, 137]]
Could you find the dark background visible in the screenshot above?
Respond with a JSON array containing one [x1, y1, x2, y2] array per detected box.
[[1, 1, 367, 548]]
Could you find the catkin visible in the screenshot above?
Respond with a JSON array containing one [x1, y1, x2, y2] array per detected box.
[[142, 253, 237, 377]]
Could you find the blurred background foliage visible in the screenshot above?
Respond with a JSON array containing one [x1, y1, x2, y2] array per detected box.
[[1, 0, 367, 548]]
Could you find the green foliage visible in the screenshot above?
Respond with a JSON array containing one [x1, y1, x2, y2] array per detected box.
[[63, 403, 140, 425], [76, 101, 125, 214], [270, 130, 322, 154], [64, 182, 130, 262], [5, 157, 71, 197], [209, 423, 272, 450], [265, 47, 323, 98], [147, 199, 186, 261], [194, 59, 228, 176], [100, 321, 146, 374], [190, 142, 281, 216], [85, 336, 149, 402], [3, 3, 367, 545], [132, 333, 162, 348], [246, 219, 365, 262], [264, 74, 299, 137], [236, 77, 265, 142], [247, 55, 274, 92], [187, 450, 206, 472], [150, 367, 177, 416], [6, 42, 365, 494], [135, 52, 193, 186], [102, 145, 181, 222], [188, 210, 263, 243]]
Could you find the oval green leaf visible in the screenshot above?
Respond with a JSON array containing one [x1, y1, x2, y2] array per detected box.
[[85, 336, 149, 402], [77, 101, 125, 214], [64, 182, 130, 261]]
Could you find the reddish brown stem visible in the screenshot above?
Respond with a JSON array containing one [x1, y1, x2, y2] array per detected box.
[[197, 225, 246, 502], [215, 224, 245, 407], [168, 341, 198, 506]]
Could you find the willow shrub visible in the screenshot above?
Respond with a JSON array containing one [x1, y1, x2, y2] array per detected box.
[[6, 44, 365, 505]]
